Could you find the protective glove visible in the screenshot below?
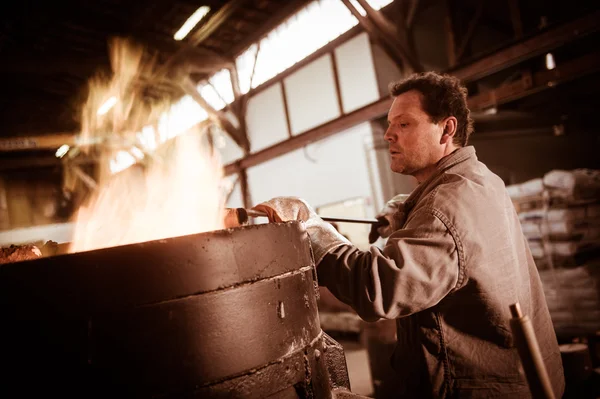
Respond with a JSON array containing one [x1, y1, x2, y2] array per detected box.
[[252, 197, 351, 265], [368, 194, 410, 244]]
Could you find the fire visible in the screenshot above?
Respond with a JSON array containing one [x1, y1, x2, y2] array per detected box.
[[69, 39, 225, 253]]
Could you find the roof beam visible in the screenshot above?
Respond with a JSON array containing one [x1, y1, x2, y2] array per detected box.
[[455, 2, 484, 62], [0, 134, 78, 152], [468, 51, 600, 110], [224, 96, 393, 175], [159, 0, 248, 75], [180, 76, 250, 152], [406, 0, 420, 29], [0, 154, 94, 172], [0, 56, 109, 76], [507, 0, 523, 39], [449, 9, 600, 82], [340, 0, 422, 73], [188, 0, 248, 47], [443, 0, 457, 67]]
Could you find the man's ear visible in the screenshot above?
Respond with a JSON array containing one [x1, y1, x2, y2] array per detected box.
[[440, 117, 457, 144]]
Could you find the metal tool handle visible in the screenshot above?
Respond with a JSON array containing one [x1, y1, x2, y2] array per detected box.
[[245, 209, 378, 225], [509, 303, 556, 399]]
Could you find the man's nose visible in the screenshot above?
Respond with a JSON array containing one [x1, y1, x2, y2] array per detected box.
[[384, 128, 395, 143]]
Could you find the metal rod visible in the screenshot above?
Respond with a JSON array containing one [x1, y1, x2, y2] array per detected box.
[[320, 216, 379, 225], [509, 302, 556, 399], [245, 209, 378, 225]]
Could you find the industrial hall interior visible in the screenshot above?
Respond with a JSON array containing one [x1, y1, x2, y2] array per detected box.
[[1, 0, 600, 397]]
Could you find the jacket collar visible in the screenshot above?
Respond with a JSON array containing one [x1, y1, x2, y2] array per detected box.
[[403, 146, 477, 209], [436, 145, 476, 172]]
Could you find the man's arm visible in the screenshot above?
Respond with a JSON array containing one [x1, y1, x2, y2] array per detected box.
[[317, 208, 459, 322]]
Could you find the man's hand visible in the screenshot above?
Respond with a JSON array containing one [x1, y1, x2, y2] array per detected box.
[[252, 197, 315, 223], [368, 194, 410, 244], [252, 197, 350, 264], [369, 215, 391, 244]]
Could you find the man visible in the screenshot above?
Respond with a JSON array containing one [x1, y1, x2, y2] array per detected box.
[[254, 72, 564, 398]]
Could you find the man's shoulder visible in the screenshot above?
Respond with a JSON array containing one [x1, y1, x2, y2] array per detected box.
[[420, 161, 508, 219]]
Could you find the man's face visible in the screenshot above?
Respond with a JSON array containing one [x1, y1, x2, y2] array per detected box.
[[384, 90, 445, 177]]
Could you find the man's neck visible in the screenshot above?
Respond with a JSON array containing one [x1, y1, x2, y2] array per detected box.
[[412, 146, 461, 183], [413, 164, 438, 184]]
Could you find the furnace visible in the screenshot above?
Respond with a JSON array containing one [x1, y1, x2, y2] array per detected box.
[[0, 222, 366, 398]]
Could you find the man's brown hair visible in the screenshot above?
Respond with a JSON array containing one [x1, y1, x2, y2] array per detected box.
[[389, 72, 474, 146]]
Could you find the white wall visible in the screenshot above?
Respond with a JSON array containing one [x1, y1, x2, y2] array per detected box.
[[246, 122, 377, 217]]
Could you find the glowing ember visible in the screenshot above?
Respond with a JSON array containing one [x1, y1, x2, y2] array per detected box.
[[69, 39, 225, 253]]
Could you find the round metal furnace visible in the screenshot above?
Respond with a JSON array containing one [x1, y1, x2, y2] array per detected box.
[[0, 222, 359, 398]]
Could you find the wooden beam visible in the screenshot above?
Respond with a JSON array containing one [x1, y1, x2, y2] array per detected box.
[[472, 111, 560, 133], [227, 63, 246, 138], [0, 56, 109, 76], [468, 51, 600, 110], [0, 134, 78, 152], [508, 0, 523, 39], [280, 83, 293, 139], [406, 0, 420, 29], [456, 2, 484, 62], [0, 155, 93, 172], [226, 64, 251, 154], [189, 0, 249, 47], [239, 168, 252, 210], [449, 9, 600, 82], [224, 96, 393, 175], [343, 0, 422, 72], [249, 43, 261, 89], [156, 1, 247, 79], [340, 0, 404, 70], [72, 165, 98, 191], [330, 52, 345, 115], [180, 77, 250, 152], [444, 0, 457, 67], [228, 64, 243, 100], [355, 0, 401, 40], [394, 0, 421, 71]]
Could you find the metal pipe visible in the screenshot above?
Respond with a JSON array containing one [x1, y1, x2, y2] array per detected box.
[[509, 302, 555, 399], [244, 208, 378, 225]]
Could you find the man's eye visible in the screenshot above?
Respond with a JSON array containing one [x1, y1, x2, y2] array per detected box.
[[400, 123, 408, 128]]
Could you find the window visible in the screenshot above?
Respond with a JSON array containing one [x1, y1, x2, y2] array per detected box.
[[234, 0, 393, 93]]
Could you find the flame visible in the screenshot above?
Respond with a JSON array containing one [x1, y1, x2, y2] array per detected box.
[[69, 38, 225, 253]]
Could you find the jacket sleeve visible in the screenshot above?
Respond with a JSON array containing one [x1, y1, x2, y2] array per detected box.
[[316, 208, 459, 321]]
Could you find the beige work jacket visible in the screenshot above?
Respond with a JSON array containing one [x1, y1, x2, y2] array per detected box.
[[318, 146, 564, 398]]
